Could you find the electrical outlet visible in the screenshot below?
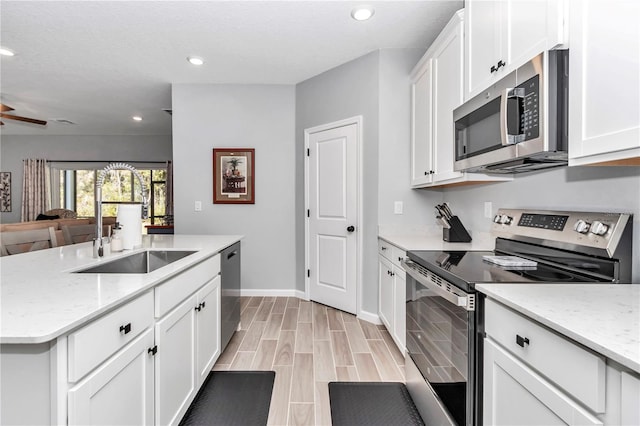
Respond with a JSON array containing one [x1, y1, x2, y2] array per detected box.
[[195, 201, 202, 212], [394, 201, 403, 215], [484, 201, 493, 218]]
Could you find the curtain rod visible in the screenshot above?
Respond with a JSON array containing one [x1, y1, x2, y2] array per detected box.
[[47, 160, 169, 164]]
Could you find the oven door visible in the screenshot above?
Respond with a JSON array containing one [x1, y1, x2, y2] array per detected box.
[[404, 269, 476, 426]]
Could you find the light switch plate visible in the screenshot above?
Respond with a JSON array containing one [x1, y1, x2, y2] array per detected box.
[[484, 201, 492, 218], [195, 201, 202, 212], [394, 201, 403, 215]]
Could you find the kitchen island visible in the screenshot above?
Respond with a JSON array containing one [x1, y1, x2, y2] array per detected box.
[[478, 283, 640, 425], [1, 234, 242, 425]]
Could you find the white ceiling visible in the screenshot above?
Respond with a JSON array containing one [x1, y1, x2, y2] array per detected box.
[[0, 0, 463, 136]]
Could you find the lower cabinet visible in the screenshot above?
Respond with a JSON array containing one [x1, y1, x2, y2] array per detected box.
[[155, 276, 221, 426], [483, 297, 640, 425], [483, 339, 601, 425], [68, 329, 155, 426], [377, 239, 406, 353]]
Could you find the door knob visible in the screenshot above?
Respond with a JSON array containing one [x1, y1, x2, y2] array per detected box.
[[347, 226, 355, 233]]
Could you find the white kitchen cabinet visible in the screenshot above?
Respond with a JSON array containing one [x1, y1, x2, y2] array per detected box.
[[483, 339, 602, 425], [483, 297, 640, 425], [68, 329, 155, 426], [155, 275, 221, 426], [195, 277, 221, 386], [411, 10, 510, 188], [621, 371, 640, 425], [568, 0, 640, 166], [155, 295, 197, 426], [465, 0, 565, 100], [377, 239, 406, 352], [378, 255, 394, 329]]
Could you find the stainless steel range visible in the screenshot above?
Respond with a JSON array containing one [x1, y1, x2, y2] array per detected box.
[[402, 209, 633, 426]]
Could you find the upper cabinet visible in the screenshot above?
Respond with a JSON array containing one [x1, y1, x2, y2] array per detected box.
[[465, 0, 565, 100], [410, 10, 510, 188], [568, 0, 640, 166]]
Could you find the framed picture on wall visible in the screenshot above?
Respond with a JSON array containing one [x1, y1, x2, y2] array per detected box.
[[213, 148, 255, 204], [0, 172, 11, 212]]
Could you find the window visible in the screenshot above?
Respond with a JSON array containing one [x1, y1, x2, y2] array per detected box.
[[53, 163, 167, 225]]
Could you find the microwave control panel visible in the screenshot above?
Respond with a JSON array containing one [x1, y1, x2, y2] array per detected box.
[[513, 75, 540, 141]]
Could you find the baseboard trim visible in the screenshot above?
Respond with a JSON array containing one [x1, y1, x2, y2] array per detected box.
[[239, 289, 307, 299], [357, 309, 382, 325]]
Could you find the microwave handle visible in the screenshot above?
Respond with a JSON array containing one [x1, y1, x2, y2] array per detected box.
[[500, 88, 525, 146]]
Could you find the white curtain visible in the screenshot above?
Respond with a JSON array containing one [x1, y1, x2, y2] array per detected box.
[[21, 158, 50, 221], [165, 160, 174, 219]]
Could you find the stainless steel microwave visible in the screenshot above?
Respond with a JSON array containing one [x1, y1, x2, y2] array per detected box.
[[454, 50, 569, 174]]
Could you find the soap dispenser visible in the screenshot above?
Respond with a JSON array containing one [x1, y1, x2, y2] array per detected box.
[[111, 222, 123, 252]]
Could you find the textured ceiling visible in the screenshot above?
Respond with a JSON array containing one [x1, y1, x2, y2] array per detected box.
[[0, 1, 462, 136]]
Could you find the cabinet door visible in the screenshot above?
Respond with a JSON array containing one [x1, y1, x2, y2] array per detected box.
[[432, 13, 465, 183], [465, 0, 501, 98], [392, 267, 406, 352], [411, 61, 433, 186], [621, 371, 640, 425], [155, 296, 197, 426], [505, 0, 564, 74], [568, 0, 640, 164], [378, 256, 394, 330], [195, 276, 221, 386], [68, 329, 154, 426], [483, 339, 602, 426]]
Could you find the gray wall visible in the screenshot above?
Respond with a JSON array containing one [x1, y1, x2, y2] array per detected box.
[[296, 51, 380, 314], [0, 134, 171, 223], [172, 84, 297, 293], [442, 166, 640, 282], [378, 49, 443, 227]]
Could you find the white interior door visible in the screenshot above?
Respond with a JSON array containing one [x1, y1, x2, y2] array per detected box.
[[306, 121, 358, 314]]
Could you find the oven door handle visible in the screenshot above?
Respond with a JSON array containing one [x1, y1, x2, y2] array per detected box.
[[401, 260, 475, 311]]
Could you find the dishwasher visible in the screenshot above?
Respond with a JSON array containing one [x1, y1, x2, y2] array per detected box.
[[220, 241, 241, 351]]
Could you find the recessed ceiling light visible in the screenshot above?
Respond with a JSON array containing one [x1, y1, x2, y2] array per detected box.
[[351, 6, 374, 21], [0, 47, 15, 57], [187, 56, 204, 66], [132, 116, 143, 121]]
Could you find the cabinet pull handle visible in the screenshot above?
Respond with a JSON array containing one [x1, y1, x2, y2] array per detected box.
[[516, 334, 530, 347], [201, 301, 206, 309], [195, 304, 202, 312], [227, 250, 237, 260], [148, 345, 158, 356], [491, 65, 497, 73], [497, 60, 506, 69], [381, 246, 387, 251], [398, 257, 403, 262], [119, 323, 131, 335], [424, 171, 428, 176]]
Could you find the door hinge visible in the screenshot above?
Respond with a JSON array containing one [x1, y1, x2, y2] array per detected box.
[[307, 269, 310, 278], [307, 209, 310, 218], [148, 345, 158, 356], [307, 148, 310, 156]]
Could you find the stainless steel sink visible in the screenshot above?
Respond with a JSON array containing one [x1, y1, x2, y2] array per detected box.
[[76, 250, 197, 274]]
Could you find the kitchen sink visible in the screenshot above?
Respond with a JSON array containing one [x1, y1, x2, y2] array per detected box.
[[75, 250, 197, 274]]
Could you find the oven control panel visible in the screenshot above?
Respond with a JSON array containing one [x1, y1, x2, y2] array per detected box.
[[491, 208, 633, 252], [517, 213, 569, 231]]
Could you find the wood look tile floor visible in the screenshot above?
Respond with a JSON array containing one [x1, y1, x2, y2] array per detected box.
[[213, 296, 405, 426]]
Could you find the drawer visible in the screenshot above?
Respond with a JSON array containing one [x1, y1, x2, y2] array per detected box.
[[155, 254, 220, 318], [378, 239, 393, 260], [391, 245, 407, 269], [68, 291, 154, 382], [484, 298, 606, 413]]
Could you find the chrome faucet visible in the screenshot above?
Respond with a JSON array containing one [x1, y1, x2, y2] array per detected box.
[[94, 163, 149, 257]]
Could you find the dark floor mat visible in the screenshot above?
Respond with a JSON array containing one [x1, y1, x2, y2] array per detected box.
[[180, 371, 275, 426], [329, 382, 425, 426]]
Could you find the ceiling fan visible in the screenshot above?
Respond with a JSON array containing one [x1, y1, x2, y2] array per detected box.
[[0, 103, 47, 126]]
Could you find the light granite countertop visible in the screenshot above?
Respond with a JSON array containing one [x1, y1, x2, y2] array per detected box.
[[477, 284, 640, 373], [1, 234, 242, 344]]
